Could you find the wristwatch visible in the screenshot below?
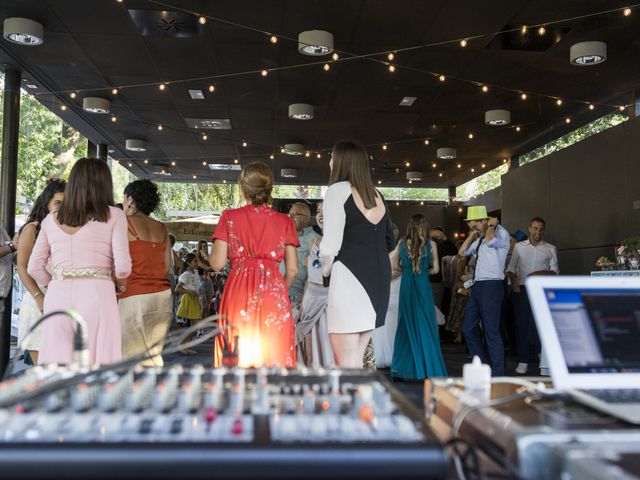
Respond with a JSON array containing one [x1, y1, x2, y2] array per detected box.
[[5, 242, 15, 253]]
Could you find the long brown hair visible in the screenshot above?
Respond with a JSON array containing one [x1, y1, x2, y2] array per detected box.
[[405, 214, 430, 273], [57, 157, 114, 227], [239, 161, 273, 205], [328, 140, 377, 209]]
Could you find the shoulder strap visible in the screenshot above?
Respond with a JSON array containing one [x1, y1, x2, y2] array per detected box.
[[126, 217, 140, 240]]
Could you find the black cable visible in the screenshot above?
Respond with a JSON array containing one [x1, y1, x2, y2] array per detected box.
[[444, 437, 483, 480]]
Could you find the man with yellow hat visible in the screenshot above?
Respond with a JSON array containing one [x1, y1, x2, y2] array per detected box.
[[458, 206, 510, 376]]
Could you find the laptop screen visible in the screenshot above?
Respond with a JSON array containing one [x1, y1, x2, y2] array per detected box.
[[543, 288, 640, 374]]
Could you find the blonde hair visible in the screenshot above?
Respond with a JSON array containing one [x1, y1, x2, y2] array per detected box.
[[239, 162, 273, 205], [405, 214, 429, 273]]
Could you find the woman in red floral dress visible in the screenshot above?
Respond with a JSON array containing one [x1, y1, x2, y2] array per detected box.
[[210, 162, 299, 367]]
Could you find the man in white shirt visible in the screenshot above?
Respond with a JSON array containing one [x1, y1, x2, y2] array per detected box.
[[0, 228, 16, 330], [458, 206, 510, 376], [506, 217, 559, 375]]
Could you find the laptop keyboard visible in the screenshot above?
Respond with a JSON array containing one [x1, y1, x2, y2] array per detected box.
[[583, 389, 640, 404]]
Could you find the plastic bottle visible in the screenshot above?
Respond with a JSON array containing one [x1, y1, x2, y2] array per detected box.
[[463, 356, 491, 401]]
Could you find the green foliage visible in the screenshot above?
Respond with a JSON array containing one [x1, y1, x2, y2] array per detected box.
[[153, 182, 240, 220], [272, 184, 448, 201], [456, 164, 509, 201]]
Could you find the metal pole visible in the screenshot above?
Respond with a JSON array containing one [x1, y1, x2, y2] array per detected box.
[[0, 69, 21, 374]]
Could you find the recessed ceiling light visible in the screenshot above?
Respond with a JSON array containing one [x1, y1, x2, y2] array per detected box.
[[399, 96, 417, 107], [3, 18, 44, 45], [82, 97, 111, 114], [570, 41, 607, 65], [288, 103, 314, 120], [188, 89, 205, 99], [208, 163, 241, 171], [25, 83, 38, 89], [125, 139, 148, 152], [184, 118, 232, 130], [298, 30, 334, 56], [284, 144, 305, 155], [485, 109, 511, 126], [437, 147, 457, 159], [281, 168, 298, 178]]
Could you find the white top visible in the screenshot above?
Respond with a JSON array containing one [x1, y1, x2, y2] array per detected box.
[[464, 224, 510, 281], [0, 228, 14, 297], [506, 240, 559, 285], [319, 181, 351, 277], [178, 270, 201, 292]]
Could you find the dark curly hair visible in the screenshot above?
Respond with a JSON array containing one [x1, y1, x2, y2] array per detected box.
[[124, 179, 161, 215], [20, 178, 66, 237]]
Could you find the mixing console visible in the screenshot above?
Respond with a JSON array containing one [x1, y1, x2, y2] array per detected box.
[[0, 366, 446, 479]]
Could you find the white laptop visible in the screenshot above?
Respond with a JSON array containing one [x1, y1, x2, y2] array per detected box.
[[527, 275, 640, 424]]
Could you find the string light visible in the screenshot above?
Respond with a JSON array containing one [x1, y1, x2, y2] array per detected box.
[[424, 139, 429, 145], [556, 98, 563, 106], [387, 53, 395, 61], [388, 64, 396, 73], [624, 7, 632, 16], [198, 16, 206, 25], [159, 83, 166, 91], [323, 63, 330, 71], [471, 168, 475, 173], [432, 162, 437, 168], [481, 84, 489, 93], [157, 124, 163, 131], [234, 158, 239, 164], [405, 161, 410, 167], [589, 104, 595, 110], [111, 88, 118, 95], [317, 153, 322, 159], [382, 144, 388, 151], [515, 126, 521, 132], [171, 161, 176, 166], [420, 201, 424, 205], [332, 52, 339, 61], [269, 154, 275, 160], [481, 163, 486, 168], [377, 180, 382, 184], [208, 84, 215, 93], [565, 117, 571, 124], [193, 175, 197, 179], [521, 25, 528, 34], [128, 162, 132, 167], [270, 35, 278, 44], [260, 69, 269, 77], [503, 158, 508, 163], [460, 39, 468, 47], [457, 163, 462, 169], [438, 74, 446, 82], [143, 159, 149, 164], [69, 92, 77, 99], [111, 115, 117, 122], [305, 151, 311, 157], [408, 180, 413, 184], [202, 134, 208, 140], [223, 180, 227, 184], [538, 26, 546, 36], [202, 161, 207, 166], [468, 133, 474, 140], [520, 92, 528, 100], [280, 147, 285, 153], [438, 172, 443, 177], [60, 104, 67, 111], [619, 105, 626, 111], [242, 140, 248, 147]]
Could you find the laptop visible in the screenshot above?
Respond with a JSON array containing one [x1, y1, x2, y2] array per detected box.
[[527, 276, 640, 424]]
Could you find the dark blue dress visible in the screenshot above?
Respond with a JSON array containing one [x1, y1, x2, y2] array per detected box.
[[391, 240, 448, 379]]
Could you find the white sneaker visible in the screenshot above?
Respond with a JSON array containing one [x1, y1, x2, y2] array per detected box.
[[515, 362, 528, 374], [539, 367, 550, 376]]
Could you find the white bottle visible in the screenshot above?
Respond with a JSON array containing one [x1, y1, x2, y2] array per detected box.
[[463, 356, 491, 401]]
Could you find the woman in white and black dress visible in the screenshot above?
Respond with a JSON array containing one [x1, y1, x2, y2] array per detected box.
[[320, 140, 395, 368]]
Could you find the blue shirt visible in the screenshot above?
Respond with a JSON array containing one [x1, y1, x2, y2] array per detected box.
[[464, 224, 510, 281]]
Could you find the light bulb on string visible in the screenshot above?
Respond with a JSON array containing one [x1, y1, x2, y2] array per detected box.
[[457, 163, 462, 169], [60, 104, 67, 111], [565, 117, 571, 124], [143, 159, 149, 164], [198, 16, 206, 25], [269, 154, 275, 160], [481, 163, 486, 169], [388, 64, 396, 73], [158, 124, 163, 131], [317, 153, 322, 159], [69, 92, 77, 99], [159, 83, 166, 91], [405, 161, 410, 167], [323, 63, 330, 71], [556, 98, 563, 106], [460, 39, 468, 47], [332, 52, 339, 61], [112, 88, 119, 95], [481, 84, 489, 93], [521, 92, 528, 100], [619, 105, 626, 112], [588, 104, 595, 111], [280, 147, 285, 153], [261, 69, 269, 77], [241, 140, 248, 147], [387, 52, 395, 61], [624, 7, 632, 16], [432, 162, 437, 168], [471, 168, 475, 173], [171, 161, 176, 166], [234, 158, 239, 164], [270, 35, 278, 44], [305, 151, 311, 158], [377, 180, 382, 185], [193, 175, 197, 180], [208, 85, 215, 93], [111, 115, 117, 122], [424, 139, 429, 145], [538, 26, 546, 36], [202, 134, 208, 140], [128, 162, 132, 167], [438, 172, 443, 177], [521, 25, 528, 35], [438, 74, 446, 82], [468, 133, 474, 140], [515, 126, 521, 132], [202, 161, 207, 166]]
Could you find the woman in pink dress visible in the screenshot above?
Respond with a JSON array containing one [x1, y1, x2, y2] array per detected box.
[[210, 162, 299, 368], [28, 158, 131, 365]]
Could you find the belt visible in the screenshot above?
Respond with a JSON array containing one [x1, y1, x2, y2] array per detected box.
[[52, 267, 113, 281]]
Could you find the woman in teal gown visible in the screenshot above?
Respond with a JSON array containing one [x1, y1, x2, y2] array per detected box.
[[391, 214, 448, 379]]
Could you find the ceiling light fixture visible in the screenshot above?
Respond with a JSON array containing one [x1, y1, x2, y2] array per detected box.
[[424, 139, 430, 145], [520, 92, 528, 100], [438, 74, 446, 82], [298, 30, 334, 56], [323, 63, 330, 71], [481, 85, 489, 93], [270, 35, 278, 44], [82, 97, 111, 114], [281, 168, 298, 178], [157, 124, 163, 131], [485, 109, 511, 126], [60, 104, 67, 111], [437, 147, 457, 159], [261, 69, 269, 77], [570, 41, 607, 65], [565, 117, 571, 124], [112, 88, 119, 95], [382, 144, 388, 151], [460, 39, 468, 47], [556, 98, 563, 106], [284, 144, 304, 155], [399, 96, 417, 107], [332, 52, 339, 61], [288, 103, 314, 120], [125, 139, 148, 152], [241, 140, 248, 147], [159, 83, 166, 91], [111, 116, 117, 122], [3, 17, 44, 45], [624, 7, 632, 16], [69, 92, 77, 99], [468, 133, 474, 140], [538, 26, 546, 36], [198, 16, 206, 25], [619, 105, 626, 112], [387, 53, 395, 61], [588, 104, 595, 110], [388, 65, 396, 73], [188, 89, 205, 99]]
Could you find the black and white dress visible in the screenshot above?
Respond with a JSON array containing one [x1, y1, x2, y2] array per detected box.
[[319, 181, 395, 334]]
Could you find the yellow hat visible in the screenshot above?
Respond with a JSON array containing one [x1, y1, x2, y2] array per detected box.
[[465, 205, 489, 221]]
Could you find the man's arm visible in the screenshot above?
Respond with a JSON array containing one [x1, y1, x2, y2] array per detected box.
[[458, 231, 478, 257]]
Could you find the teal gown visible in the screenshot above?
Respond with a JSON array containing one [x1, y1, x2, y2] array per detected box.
[[391, 240, 448, 379]]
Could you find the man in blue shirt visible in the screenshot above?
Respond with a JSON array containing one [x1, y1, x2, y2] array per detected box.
[[458, 206, 510, 376]]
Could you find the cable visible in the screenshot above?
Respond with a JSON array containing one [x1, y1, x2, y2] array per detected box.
[[444, 437, 484, 480]]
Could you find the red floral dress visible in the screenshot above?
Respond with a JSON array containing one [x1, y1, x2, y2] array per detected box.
[[212, 205, 300, 367]]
